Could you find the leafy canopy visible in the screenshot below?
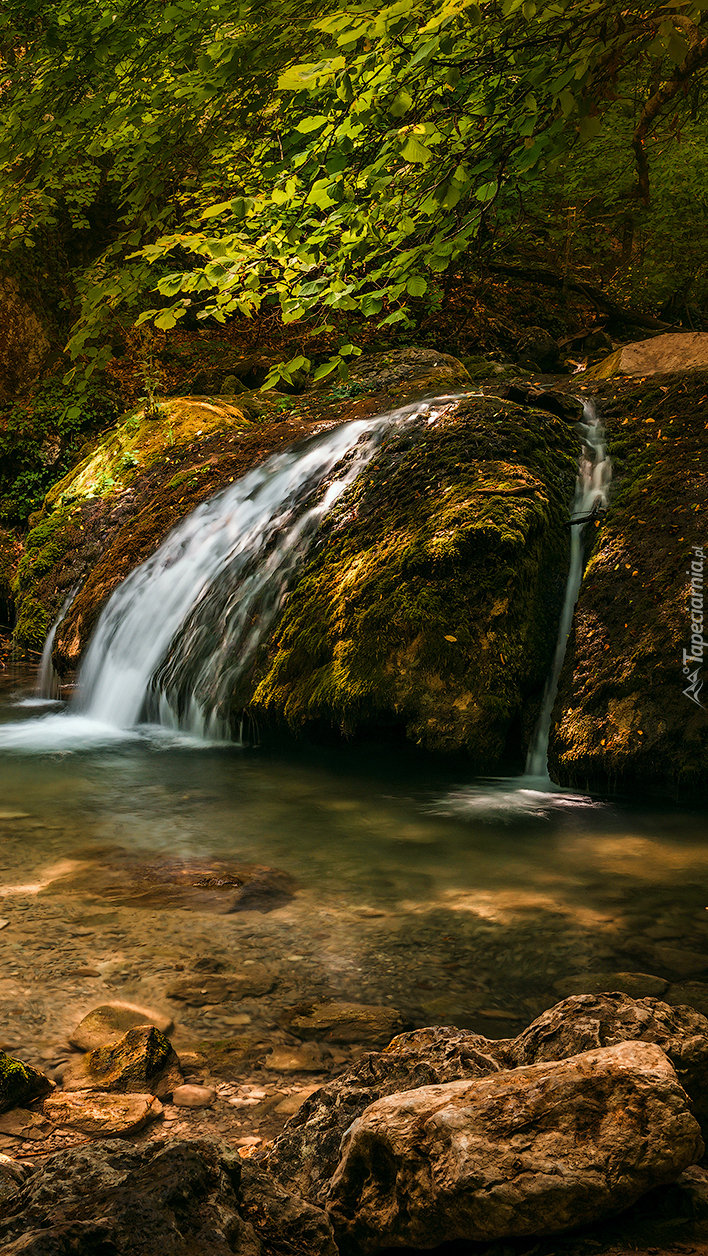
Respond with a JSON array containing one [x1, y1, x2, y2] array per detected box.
[[2, 0, 708, 383]]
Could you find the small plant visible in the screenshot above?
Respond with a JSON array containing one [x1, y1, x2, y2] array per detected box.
[[118, 451, 139, 470]]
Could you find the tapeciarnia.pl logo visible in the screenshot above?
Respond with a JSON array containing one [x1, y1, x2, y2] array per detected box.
[[683, 544, 705, 708]]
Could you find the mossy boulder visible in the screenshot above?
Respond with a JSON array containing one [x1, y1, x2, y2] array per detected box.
[[0, 1051, 52, 1113], [549, 373, 708, 795], [248, 394, 578, 766], [62, 1025, 183, 1099]]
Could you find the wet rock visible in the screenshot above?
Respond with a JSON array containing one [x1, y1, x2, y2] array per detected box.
[[500, 383, 583, 423], [0, 1051, 52, 1114], [197, 1035, 273, 1079], [509, 992, 708, 1137], [166, 965, 276, 1006], [0, 1138, 259, 1255], [61, 1025, 183, 1099], [266, 1025, 508, 1203], [240, 1160, 338, 1256], [69, 1000, 174, 1051], [279, 1001, 403, 1047], [172, 1084, 215, 1109], [43, 1090, 163, 1136], [227, 869, 295, 913], [221, 375, 247, 395], [650, 944, 708, 979], [552, 971, 669, 999], [326, 1041, 703, 1252]]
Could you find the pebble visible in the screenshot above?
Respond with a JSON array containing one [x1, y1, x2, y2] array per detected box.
[[172, 1085, 216, 1109]]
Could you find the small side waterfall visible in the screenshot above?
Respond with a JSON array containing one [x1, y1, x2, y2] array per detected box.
[[36, 588, 77, 699], [524, 399, 611, 777], [75, 404, 428, 736]]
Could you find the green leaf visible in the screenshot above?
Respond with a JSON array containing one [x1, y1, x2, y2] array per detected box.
[[667, 33, 689, 62], [400, 135, 432, 163], [407, 275, 428, 296], [389, 89, 413, 118], [296, 115, 329, 133]]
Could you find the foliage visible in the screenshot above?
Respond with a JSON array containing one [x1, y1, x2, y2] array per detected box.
[[0, 379, 119, 524], [2, 0, 708, 380]]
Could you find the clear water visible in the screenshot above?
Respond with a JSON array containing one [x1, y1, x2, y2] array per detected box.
[[1, 666, 706, 1054]]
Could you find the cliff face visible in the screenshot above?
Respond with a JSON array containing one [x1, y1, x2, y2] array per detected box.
[[548, 372, 708, 795]]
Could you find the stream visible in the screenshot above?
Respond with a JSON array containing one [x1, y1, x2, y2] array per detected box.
[[0, 398, 706, 1066]]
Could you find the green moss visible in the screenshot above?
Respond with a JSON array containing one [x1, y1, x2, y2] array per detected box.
[[249, 397, 577, 767], [0, 1050, 52, 1113], [13, 594, 50, 651]]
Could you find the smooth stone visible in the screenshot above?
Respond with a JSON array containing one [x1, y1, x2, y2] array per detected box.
[[166, 965, 276, 1006], [44, 1091, 163, 1135], [326, 1042, 703, 1252], [0, 1051, 53, 1114], [69, 1001, 174, 1051], [280, 1001, 403, 1046], [588, 331, 708, 379], [172, 1085, 216, 1109], [264, 1045, 328, 1073], [62, 1026, 183, 1099], [651, 945, 708, 979], [0, 920, 9, 930], [553, 971, 669, 999]]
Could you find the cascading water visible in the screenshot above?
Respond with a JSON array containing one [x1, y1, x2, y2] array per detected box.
[[36, 588, 77, 700], [524, 398, 612, 777], [75, 403, 430, 737]]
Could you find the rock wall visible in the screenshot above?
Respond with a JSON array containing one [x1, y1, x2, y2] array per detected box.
[[549, 372, 708, 794]]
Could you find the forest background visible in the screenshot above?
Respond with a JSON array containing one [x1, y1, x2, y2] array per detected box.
[[0, 0, 707, 530]]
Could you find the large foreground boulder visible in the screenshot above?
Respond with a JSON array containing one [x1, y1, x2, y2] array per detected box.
[[0, 1138, 336, 1256], [266, 1026, 509, 1203], [326, 1041, 703, 1252]]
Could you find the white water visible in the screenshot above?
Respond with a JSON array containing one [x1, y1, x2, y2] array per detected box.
[[35, 587, 78, 700], [524, 398, 611, 778], [0, 403, 431, 751]]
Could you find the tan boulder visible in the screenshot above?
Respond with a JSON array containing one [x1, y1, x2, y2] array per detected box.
[[44, 1090, 163, 1136], [326, 1041, 703, 1251], [587, 331, 708, 378]]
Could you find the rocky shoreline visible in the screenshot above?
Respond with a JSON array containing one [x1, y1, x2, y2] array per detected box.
[[3, 991, 708, 1254]]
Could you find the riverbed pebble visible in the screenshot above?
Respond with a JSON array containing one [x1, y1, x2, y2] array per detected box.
[[172, 1084, 216, 1108]]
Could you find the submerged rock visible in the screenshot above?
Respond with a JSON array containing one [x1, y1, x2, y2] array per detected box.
[[0, 1050, 52, 1114], [69, 1000, 174, 1051], [326, 1041, 703, 1252], [279, 1001, 403, 1046], [61, 1025, 183, 1099], [43, 1090, 163, 1136], [166, 965, 276, 1006]]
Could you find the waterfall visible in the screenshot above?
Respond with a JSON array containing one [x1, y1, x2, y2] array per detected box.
[[75, 404, 429, 737], [36, 588, 77, 699], [524, 399, 611, 777]]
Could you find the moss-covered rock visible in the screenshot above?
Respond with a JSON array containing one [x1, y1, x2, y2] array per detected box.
[[0, 1051, 52, 1113], [62, 1025, 183, 1099], [248, 395, 578, 767], [549, 373, 708, 795]]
